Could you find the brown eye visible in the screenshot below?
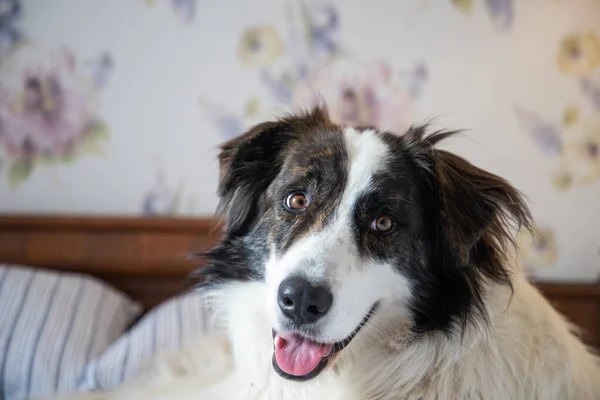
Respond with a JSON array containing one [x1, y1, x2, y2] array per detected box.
[[370, 215, 395, 233], [284, 192, 309, 212]]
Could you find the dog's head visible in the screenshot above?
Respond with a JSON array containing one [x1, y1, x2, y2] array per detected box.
[[198, 106, 531, 381]]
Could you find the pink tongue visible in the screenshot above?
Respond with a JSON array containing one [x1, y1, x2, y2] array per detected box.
[[274, 333, 333, 377]]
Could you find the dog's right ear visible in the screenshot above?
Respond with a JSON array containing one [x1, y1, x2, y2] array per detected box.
[[217, 120, 293, 236], [217, 106, 331, 236]]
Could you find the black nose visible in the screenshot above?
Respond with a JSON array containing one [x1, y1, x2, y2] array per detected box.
[[277, 277, 333, 325]]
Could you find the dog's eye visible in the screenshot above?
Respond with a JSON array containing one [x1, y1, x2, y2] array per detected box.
[[284, 192, 309, 213], [370, 215, 395, 234]]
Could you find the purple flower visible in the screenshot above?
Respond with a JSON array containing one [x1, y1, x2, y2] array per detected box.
[[516, 224, 558, 269], [85, 51, 114, 88], [308, 4, 339, 57], [260, 70, 293, 104], [215, 115, 244, 141], [286, 2, 340, 80], [141, 171, 181, 216], [295, 58, 415, 134], [515, 106, 563, 156], [484, 0, 513, 30], [170, 0, 196, 23], [0, 46, 100, 159], [199, 99, 244, 140], [406, 62, 429, 99], [0, 0, 21, 52], [145, 0, 195, 23], [142, 184, 177, 216], [581, 78, 600, 111]]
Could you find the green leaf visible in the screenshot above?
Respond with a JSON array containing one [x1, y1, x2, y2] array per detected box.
[[452, 0, 474, 14], [83, 121, 110, 143], [60, 150, 78, 164], [38, 154, 57, 166], [300, 3, 314, 47], [80, 142, 107, 156], [244, 97, 260, 117], [73, 121, 110, 158], [9, 159, 34, 188]]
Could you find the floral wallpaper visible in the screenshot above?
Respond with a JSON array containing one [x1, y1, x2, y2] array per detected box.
[[144, 0, 197, 23], [0, 0, 599, 282], [516, 31, 600, 192], [201, 2, 426, 140], [0, 1, 111, 187]]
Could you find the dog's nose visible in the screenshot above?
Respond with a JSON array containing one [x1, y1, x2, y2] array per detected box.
[[277, 277, 333, 325]]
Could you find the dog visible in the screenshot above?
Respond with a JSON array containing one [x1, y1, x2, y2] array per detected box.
[[55, 106, 600, 400]]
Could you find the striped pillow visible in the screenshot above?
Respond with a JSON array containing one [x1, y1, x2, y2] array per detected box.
[[79, 292, 212, 390], [0, 265, 142, 400]]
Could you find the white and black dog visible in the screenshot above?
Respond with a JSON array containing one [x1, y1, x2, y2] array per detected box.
[[58, 107, 600, 399]]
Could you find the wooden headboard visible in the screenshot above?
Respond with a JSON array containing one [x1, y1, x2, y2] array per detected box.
[[1, 215, 599, 348], [0, 215, 223, 310]]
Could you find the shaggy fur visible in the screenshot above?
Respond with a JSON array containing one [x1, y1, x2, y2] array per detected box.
[[52, 107, 600, 400]]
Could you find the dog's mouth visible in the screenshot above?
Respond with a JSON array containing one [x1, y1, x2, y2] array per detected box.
[[271, 302, 379, 382]]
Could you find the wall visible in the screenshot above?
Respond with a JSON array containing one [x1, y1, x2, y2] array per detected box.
[[0, 0, 599, 282]]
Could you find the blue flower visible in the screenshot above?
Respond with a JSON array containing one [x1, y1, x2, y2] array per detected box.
[[170, 0, 195, 23], [484, 0, 513, 30], [288, 2, 340, 80], [85, 51, 114, 88], [530, 123, 563, 155], [260, 70, 293, 104], [215, 115, 244, 141], [308, 4, 339, 57], [0, 0, 22, 52]]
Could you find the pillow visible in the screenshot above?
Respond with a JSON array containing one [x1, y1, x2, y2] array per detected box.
[[0, 264, 142, 400], [78, 291, 213, 391]]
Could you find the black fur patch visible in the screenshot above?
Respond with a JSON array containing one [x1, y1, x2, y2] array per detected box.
[[398, 126, 532, 333], [196, 106, 345, 288]]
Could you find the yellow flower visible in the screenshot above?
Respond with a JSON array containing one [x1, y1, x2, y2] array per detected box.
[[244, 97, 260, 117], [452, 0, 474, 14], [238, 26, 284, 68], [551, 167, 573, 191], [562, 104, 579, 127], [558, 118, 600, 187], [557, 31, 600, 76], [517, 225, 558, 269]]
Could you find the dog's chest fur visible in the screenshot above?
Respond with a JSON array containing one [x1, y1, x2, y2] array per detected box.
[[87, 273, 600, 400], [170, 277, 600, 400]]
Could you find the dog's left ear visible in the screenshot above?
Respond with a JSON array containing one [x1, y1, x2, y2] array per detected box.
[[432, 149, 532, 260], [217, 106, 331, 236], [405, 128, 532, 272]]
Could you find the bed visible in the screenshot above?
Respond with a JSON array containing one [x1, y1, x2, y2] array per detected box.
[[0, 215, 599, 398], [0, 215, 223, 310], [0, 215, 228, 399]]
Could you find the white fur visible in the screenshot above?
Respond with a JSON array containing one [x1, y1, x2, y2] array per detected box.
[[51, 269, 600, 400], [266, 127, 410, 343], [50, 127, 600, 399]]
